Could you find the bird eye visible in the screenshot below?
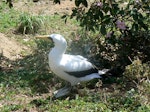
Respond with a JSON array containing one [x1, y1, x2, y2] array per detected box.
[[49, 37, 54, 43]]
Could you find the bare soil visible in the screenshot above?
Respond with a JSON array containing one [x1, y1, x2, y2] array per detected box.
[[0, 0, 74, 60], [0, 0, 74, 106], [14, 0, 75, 15], [0, 33, 27, 60]]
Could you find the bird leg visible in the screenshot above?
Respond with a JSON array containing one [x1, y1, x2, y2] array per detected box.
[[53, 82, 72, 98]]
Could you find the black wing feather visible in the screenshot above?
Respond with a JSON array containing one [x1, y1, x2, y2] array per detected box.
[[65, 67, 98, 78]]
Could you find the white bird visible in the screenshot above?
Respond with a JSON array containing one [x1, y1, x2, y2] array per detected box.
[[36, 34, 111, 98]]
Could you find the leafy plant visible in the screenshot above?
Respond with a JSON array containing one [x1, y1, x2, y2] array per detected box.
[[124, 58, 150, 81], [1, 104, 22, 112], [123, 59, 150, 108], [61, 0, 150, 64], [17, 13, 44, 34], [70, 0, 149, 34]]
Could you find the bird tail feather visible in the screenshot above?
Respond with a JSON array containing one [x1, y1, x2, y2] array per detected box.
[[98, 69, 111, 75], [98, 67, 124, 77]]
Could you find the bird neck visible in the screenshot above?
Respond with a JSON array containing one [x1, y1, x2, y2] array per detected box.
[[50, 45, 66, 57]]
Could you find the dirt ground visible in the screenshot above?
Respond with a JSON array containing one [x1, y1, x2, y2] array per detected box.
[[0, 33, 28, 60], [0, 0, 76, 106], [0, 0, 74, 61], [14, 0, 75, 15]]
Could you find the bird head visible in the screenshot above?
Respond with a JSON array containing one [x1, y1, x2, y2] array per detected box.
[[35, 34, 67, 49], [49, 34, 67, 47], [36, 33, 66, 43]]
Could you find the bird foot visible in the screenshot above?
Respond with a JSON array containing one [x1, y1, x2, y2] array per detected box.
[[53, 86, 71, 98]]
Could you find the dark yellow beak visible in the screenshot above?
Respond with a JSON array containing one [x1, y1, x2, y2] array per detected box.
[[35, 35, 50, 40]]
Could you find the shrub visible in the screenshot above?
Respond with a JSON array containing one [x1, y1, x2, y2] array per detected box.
[[124, 58, 150, 81], [70, 0, 149, 34], [123, 59, 150, 106], [68, 0, 150, 69]]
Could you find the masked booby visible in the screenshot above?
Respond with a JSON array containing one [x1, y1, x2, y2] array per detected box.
[[36, 34, 112, 98]]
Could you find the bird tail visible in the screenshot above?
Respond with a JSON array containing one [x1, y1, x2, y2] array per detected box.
[[98, 69, 110, 75], [98, 67, 124, 77]]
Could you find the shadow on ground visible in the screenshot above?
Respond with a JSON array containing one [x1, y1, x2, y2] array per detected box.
[[0, 40, 59, 95], [0, 33, 143, 96]]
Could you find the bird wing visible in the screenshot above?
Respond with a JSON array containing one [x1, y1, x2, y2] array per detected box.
[[75, 55, 88, 60], [59, 54, 98, 78]]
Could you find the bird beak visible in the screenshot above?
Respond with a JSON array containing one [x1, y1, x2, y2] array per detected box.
[[35, 35, 50, 40]]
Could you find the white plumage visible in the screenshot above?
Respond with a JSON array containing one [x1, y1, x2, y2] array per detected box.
[[36, 34, 109, 98]]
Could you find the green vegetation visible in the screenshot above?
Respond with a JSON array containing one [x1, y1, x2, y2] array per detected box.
[[0, 0, 150, 112], [17, 13, 45, 34], [0, 2, 18, 32]]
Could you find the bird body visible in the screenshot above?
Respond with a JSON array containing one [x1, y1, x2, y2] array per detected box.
[[36, 34, 111, 98], [48, 53, 101, 86]]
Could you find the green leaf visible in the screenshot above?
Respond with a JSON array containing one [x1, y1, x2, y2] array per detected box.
[[131, 9, 139, 22], [75, 0, 81, 7], [138, 20, 148, 30], [82, 0, 88, 7], [100, 25, 106, 35], [103, 15, 111, 24], [119, 9, 124, 16], [138, 13, 144, 19], [103, 3, 110, 13], [111, 4, 119, 15], [98, 10, 103, 19], [132, 14, 138, 21], [132, 23, 138, 31]]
